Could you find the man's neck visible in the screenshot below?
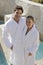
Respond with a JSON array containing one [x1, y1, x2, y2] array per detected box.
[[13, 17, 19, 24]]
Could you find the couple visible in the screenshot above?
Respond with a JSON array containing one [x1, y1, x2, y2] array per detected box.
[[3, 5, 39, 65]]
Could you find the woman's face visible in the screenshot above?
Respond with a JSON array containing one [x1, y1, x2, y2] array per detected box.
[[26, 18, 34, 29]]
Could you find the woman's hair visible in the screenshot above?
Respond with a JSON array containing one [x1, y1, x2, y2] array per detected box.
[[14, 5, 23, 13], [26, 15, 34, 22]]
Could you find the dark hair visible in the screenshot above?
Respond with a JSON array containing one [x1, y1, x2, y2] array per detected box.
[[14, 5, 23, 13], [26, 16, 34, 22]]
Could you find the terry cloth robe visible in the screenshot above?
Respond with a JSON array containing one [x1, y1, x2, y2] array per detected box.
[[22, 25, 39, 65], [2, 17, 26, 65]]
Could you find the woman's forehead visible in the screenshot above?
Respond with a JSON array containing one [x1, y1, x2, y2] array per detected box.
[[26, 18, 33, 22]]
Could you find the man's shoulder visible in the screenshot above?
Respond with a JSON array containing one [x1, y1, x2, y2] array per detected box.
[[3, 18, 12, 29], [5, 18, 13, 26]]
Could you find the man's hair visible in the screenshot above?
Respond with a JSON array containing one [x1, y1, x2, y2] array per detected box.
[[14, 5, 23, 13], [26, 15, 34, 22]]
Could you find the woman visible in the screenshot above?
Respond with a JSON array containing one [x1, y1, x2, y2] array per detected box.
[[22, 16, 39, 65]]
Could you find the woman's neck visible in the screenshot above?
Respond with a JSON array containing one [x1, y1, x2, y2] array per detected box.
[[25, 25, 33, 35], [27, 25, 33, 32]]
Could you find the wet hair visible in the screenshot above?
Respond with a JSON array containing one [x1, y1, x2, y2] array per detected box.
[[26, 16, 34, 22], [14, 5, 23, 13]]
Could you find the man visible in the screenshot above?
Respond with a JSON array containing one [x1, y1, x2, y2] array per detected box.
[[22, 16, 39, 65], [2, 5, 26, 65]]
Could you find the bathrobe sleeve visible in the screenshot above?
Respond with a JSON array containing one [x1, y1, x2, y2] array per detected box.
[[2, 24, 13, 48], [28, 31, 40, 54]]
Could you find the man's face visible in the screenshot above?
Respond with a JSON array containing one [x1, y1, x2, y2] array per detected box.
[[14, 9, 22, 19], [26, 18, 34, 29]]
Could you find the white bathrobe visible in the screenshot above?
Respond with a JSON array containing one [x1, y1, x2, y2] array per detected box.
[[22, 25, 39, 65], [2, 17, 26, 65]]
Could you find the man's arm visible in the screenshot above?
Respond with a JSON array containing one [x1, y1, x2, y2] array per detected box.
[[2, 24, 13, 49]]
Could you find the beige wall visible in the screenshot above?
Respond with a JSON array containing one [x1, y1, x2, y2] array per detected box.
[[0, 0, 16, 16]]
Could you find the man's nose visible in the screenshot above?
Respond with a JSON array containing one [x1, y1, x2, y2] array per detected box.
[[18, 14, 21, 16]]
